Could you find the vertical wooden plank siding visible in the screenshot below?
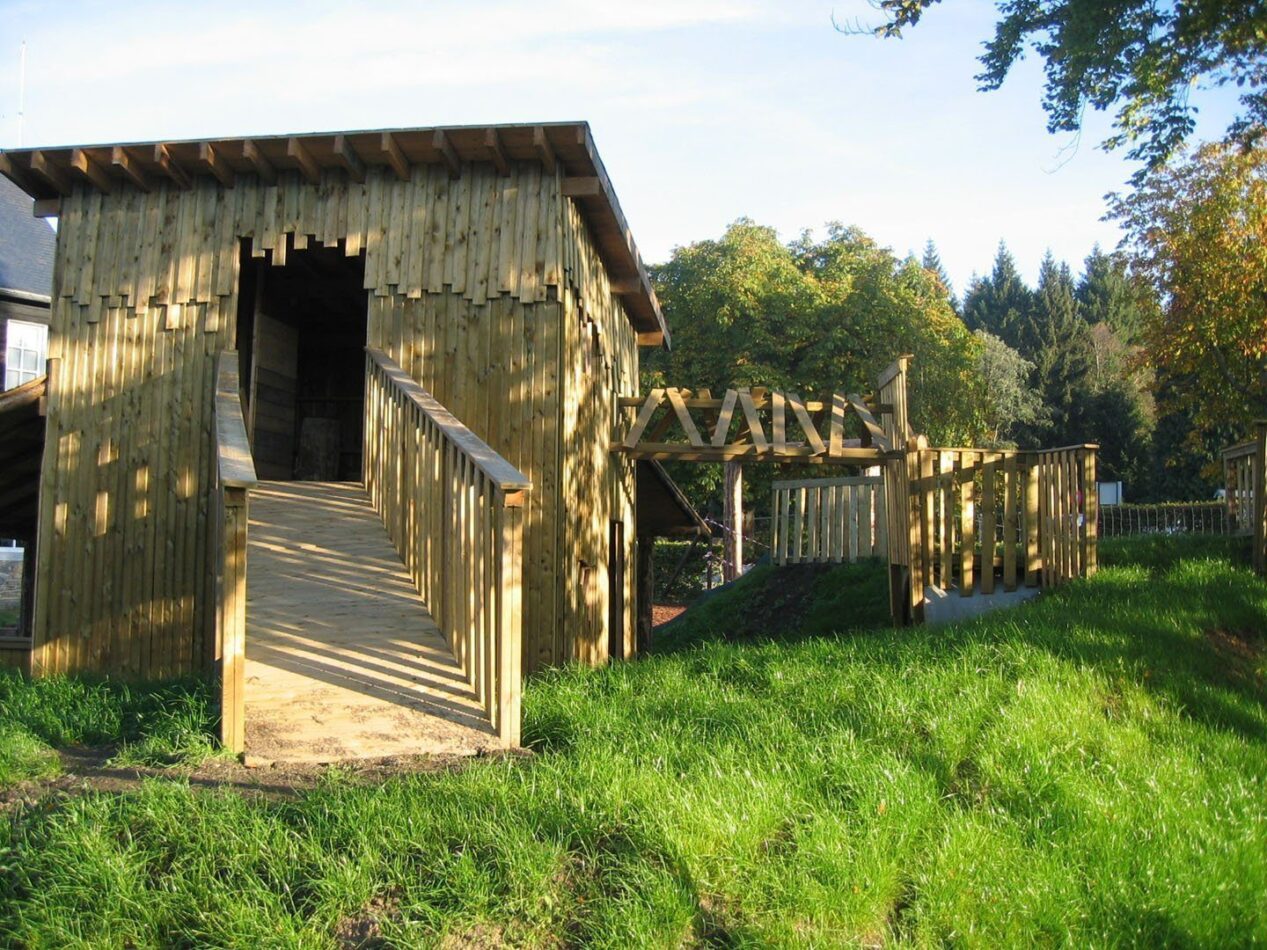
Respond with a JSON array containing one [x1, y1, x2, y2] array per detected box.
[[31, 161, 638, 679]]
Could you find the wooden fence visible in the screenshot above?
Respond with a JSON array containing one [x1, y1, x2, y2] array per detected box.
[[890, 442, 1098, 621], [772, 476, 887, 564], [365, 348, 531, 746], [1223, 422, 1267, 575], [210, 352, 257, 754], [1097, 502, 1229, 538]]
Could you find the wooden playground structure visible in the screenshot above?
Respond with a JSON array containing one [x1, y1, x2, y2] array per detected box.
[[617, 356, 1101, 625], [0, 123, 1103, 759]]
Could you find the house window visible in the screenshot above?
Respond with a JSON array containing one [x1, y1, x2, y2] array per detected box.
[[4, 320, 48, 390]]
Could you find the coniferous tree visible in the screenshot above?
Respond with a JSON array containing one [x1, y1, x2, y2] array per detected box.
[[1077, 245, 1143, 342], [962, 242, 1032, 351], [1024, 253, 1093, 444], [920, 239, 957, 311]]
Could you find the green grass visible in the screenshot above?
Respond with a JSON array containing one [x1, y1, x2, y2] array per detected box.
[[0, 606, 19, 628], [1, 537, 1265, 945], [0, 673, 220, 784]]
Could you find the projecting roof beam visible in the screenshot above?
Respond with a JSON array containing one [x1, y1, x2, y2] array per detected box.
[[111, 146, 151, 192], [0, 153, 40, 196], [484, 128, 509, 177], [286, 137, 320, 184], [241, 139, 276, 184], [380, 132, 410, 181], [196, 142, 234, 187], [153, 144, 192, 189], [608, 275, 641, 295], [433, 130, 460, 179], [33, 198, 60, 218], [29, 151, 73, 195], [561, 176, 601, 197], [532, 126, 556, 175], [332, 135, 365, 182]]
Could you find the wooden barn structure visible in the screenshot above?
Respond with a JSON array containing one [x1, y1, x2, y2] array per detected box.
[[0, 123, 676, 754]]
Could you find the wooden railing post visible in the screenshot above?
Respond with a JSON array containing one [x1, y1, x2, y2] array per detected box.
[[496, 493, 524, 747], [211, 351, 257, 756]]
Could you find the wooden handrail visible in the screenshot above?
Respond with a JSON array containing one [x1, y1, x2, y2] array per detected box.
[[214, 351, 258, 490], [211, 350, 254, 755], [365, 347, 529, 493], [364, 348, 529, 746]]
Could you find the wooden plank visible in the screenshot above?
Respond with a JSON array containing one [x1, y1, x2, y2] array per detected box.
[[1024, 455, 1040, 587], [1002, 453, 1018, 590], [981, 453, 997, 595], [664, 388, 703, 447], [771, 391, 787, 449], [959, 451, 975, 596], [788, 392, 826, 454]]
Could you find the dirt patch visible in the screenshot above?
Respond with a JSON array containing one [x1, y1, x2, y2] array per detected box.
[[439, 923, 507, 948], [1, 745, 528, 812], [335, 890, 401, 949], [652, 604, 687, 627], [1205, 627, 1265, 687]]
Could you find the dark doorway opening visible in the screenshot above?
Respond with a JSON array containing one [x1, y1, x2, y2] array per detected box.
[[236, 241, 368, 481]]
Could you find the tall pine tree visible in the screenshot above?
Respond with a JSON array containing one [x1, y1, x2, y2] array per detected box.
[[1077, 245, 1144, 342], [962, 242, 1032, 350], [920, 239, 957, 311], [1025, 253, 1093, 445]]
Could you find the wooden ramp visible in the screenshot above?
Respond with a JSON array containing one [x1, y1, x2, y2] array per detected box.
[[244, 481, 498, 762]]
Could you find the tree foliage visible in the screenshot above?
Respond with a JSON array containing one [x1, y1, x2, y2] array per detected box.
[[870, 0, 1267, 170], [1108, 139, 1267, 451], [972, 329, 1046, 445]]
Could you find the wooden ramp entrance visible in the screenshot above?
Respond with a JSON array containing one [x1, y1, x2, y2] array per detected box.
[[244, 481, 498, 762]]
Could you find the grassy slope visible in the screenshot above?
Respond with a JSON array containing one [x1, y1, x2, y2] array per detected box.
[[0, 675, 220, 785], [1, 538, 1265, 946]]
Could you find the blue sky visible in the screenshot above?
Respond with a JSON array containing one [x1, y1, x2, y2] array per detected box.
[[0, 0, 1242, 296]]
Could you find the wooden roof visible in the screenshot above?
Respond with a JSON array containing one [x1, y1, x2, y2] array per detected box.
[[0, 122, 667, 344]]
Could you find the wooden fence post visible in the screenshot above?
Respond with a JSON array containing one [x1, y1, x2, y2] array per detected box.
[[723, 461, 744, 581]]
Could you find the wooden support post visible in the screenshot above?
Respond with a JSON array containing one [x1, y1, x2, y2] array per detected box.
[[723, 461, 744, 582], [636, 536, 655, 655]]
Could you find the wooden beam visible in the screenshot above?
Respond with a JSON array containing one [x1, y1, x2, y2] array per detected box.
[[0, 153, 41, 195], [433, 130, 460, 179], [380, 132, 410, 180], [561, 176, 601, 197], [195, 142, 234, 187], [532, 126, 556, 175], [153, 144, 192, 189], [636, 330, 664, 346], [614, 443, 886, 463], [286, 138, 320, 185], [33, 198, 60, 218], [111, 146, 151, 192], [70, 149, 114, 193], [331, 135, 365, 182], [241, 139, 276, 184], [29, 151, 73, 195], [609, 275, 641, 295], [484, 128, 510, 176]]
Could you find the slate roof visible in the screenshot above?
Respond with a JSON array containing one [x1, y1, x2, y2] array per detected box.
[[0, 175, 55, 299]]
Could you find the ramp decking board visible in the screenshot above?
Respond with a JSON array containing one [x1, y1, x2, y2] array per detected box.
[[244, 480, 497, 762]]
